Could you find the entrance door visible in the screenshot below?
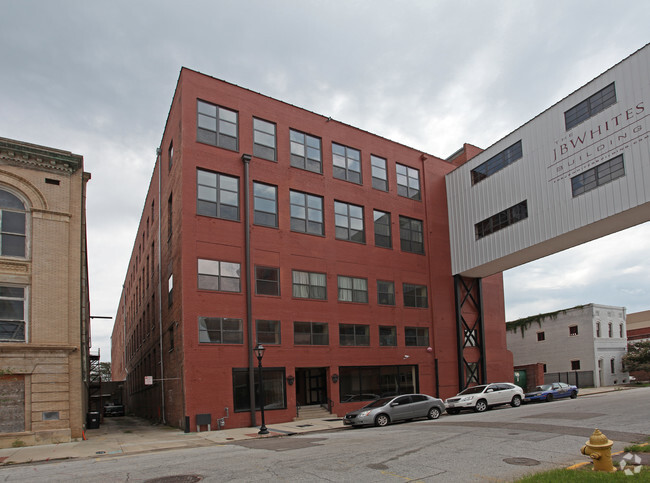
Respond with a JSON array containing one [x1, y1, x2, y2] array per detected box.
[[295, 368, 327, 406]]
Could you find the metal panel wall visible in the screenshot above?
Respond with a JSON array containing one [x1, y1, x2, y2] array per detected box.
[[447, 44, 650, 277]]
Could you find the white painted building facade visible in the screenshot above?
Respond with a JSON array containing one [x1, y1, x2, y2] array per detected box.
[[506, 304, 629, 388]]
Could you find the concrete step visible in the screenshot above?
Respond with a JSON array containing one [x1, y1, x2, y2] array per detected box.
[[295, 405, 331, 420]]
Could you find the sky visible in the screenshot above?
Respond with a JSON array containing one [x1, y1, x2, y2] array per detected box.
[[1, 1, 649, 363]]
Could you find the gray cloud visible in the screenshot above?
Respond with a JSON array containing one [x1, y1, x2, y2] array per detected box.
[[1, 0, 648, 361]]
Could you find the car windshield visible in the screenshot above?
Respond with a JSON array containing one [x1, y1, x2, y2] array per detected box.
[[363, 397, 393, 408], [535, 384, 553, 391], [458, 385, 486, 395]]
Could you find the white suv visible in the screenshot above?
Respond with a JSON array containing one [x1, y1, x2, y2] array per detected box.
[[445, 383, 524, 414]]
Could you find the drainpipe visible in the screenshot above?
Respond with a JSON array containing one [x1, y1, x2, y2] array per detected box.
[[156, 147, 166, 424], [242, 153, 256, 427]]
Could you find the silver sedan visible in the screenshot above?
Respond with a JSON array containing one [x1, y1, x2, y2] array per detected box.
[[343, 394, 445, 427]]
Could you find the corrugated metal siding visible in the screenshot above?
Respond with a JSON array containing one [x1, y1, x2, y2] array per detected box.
[[447, 44, 650, 276]]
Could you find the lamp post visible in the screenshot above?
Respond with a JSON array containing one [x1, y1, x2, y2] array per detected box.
[[254, 343, 269, 435]]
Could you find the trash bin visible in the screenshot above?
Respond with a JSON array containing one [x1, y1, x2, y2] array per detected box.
[[86, 411, 100, 429]]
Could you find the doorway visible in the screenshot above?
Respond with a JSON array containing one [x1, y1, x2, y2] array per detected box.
[[295, 367, 327, 406]]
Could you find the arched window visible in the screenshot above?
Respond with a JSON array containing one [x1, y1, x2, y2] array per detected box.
[[0, 189, 26, 257]]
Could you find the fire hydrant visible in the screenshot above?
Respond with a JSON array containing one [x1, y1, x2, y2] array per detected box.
[[580, 429, 616, 472]]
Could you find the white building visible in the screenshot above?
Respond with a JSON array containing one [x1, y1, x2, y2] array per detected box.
[[506, 304, 629, 388]]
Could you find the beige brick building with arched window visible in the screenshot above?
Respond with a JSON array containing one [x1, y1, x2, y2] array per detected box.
[[0, 137, 90, 448]]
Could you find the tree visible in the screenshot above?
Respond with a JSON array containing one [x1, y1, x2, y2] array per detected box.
[[99, 362, 112, 382], [623, 340, 650, 373]]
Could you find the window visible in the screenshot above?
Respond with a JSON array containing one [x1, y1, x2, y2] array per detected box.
[[197, 169, 239, 221], [0, 286, 26, 342], [293, 321, 328, 345], [253, 182, 278, 227], [168, 324, 174, 351], [337, 276, 368, 303], [253, 118, 276, 161], [619, 324, 624, 338], [399, 216, 424, 254], [197, 99, 238, 151], [475, 200, 528, 239], [199, 317, 243, 344], [292, 270, 326, 300], [596, 322, 601, 337], [339, 365, 417, 403], [396, 163, 420, 200], [371, 155, 388, 191], [42, 411, 59, 421], [167, 194, 173, 241], [332, 142, 361, 184], [565, 82, 616, 130], [373, 210, 391, 248], [377, 280, 395, 306], [0, 190, 26, 258], [290, 190, 324, 235], [608, 322, 613, 338], [537, 331, 545, 341], [464, 329, 477, 347], [255, 266, 280, 296], [571, 360, 581, 370], [379, 326, 397, 346], [569, 325, 578, 336], [167, 273, 173, 307], [471, 141, 523, 184], [339, 324, 370, 346], [290, 129, 322, 173], [198, 259, 241, 292], [405, 327, 429, 346], [403, 283, 427, 308], [610, 358, 615, 374], [543, 364, 547, 373], [571, 155, 624, 197], [233, 368, 286, 412], [256, 320, 281, 345], [335, 201, 365, 243], [168, 141, 173, 170]]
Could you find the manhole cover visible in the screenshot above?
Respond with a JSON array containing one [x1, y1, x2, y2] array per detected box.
[[144, 476, 202, 483], [503, 457, 541, 466]]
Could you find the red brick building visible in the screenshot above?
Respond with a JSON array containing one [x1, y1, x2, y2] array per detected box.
[[112, 68, 512, 430]]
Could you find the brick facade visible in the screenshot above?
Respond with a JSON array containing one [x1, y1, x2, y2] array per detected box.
[[0, 137, 90, 448], [112, 69, 513, 431]]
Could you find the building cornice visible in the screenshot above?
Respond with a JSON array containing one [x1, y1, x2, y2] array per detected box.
[[0, 137, 83, 174]]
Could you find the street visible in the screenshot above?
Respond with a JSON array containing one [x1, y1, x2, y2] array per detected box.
[[1, 387, 648, 482]]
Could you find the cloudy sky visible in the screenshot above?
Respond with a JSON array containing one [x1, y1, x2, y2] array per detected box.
[[1, 1, 649, 362]]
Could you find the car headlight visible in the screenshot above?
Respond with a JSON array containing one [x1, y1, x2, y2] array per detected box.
[[459, 396, 474, 402], [359, 410, 372, 417]]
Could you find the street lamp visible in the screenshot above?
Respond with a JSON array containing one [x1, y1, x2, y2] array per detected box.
[[254, 343, 269, 435]]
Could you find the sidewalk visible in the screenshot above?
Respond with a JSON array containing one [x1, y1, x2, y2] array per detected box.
[[0, 385, 634, 466], [0, 415, 344, 466]]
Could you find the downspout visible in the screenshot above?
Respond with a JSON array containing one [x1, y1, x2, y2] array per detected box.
[[156, 148, 166, 424], [242, 153, 256, 427]]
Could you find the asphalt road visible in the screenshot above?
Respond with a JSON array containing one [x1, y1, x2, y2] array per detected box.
[[1, 387, 648, 482]]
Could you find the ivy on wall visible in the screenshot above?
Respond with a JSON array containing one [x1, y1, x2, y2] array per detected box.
[[505, 305, 586, 338]]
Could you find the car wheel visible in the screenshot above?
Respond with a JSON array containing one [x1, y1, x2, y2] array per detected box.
[[474, 399, 488, 413], [427, 407, 441, 420], [374, 414, 390, 427], [570, 391, 577, 399], [545, 394, 553, 402], [510, 395, 522, 407], [447, 409, 460, 415]]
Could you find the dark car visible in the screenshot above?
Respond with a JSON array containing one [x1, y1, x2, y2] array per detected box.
[[524, 382, 578, 403], [103, 404, 125, 416], [344, 393, 445, 427]]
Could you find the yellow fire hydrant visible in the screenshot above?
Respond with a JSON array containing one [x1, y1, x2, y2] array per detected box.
[[580, 429, 616, 472]]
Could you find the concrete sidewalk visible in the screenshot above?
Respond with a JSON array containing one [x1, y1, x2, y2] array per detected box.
[[0, 385, 635, 466]]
